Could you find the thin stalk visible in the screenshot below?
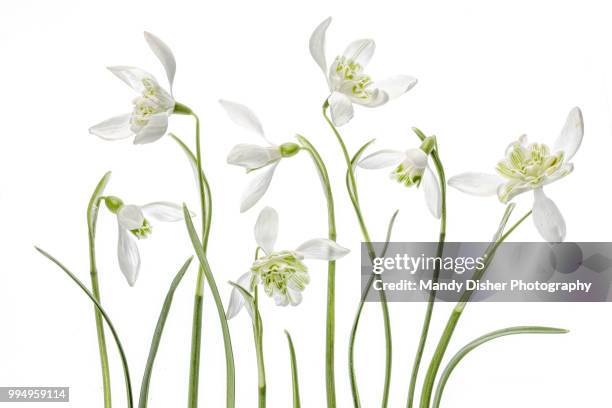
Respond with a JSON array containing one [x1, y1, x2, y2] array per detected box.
[[183, 205, 235, 408], [253, 287, 266, 408], [406, 130, 447, 408], [35, 247, 133, 408], [86, 171, 113, 408], [323, 110, 391, 408], [295, 134, 337, 407], [139, 257, 193, 408], [432, 326, 568, 408], [419, 209, 532, 408], [284, 330, 301, 408]]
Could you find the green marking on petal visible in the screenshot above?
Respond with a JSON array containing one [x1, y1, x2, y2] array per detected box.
[[250, 250, 309, 306]]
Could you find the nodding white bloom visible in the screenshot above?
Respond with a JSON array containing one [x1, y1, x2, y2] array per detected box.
[[226, 207, 349, 318], [104, 196, 185, 286], [219, 100, 300, 213], [309, 17, 417, 126], [448, 107, 583, 243], [358, 137, 442, 218], [89, 32, 177, 145]]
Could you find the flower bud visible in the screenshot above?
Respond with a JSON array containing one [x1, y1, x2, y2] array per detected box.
[[280, 142, 300, 158], [104, 196, 124, 214]]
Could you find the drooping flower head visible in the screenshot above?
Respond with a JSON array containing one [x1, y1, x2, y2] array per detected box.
[[309, 17, 417, 126], [219, 100, 300, 212], [358, 136, 442, 218], [104, 196, 186, 286], [226, 207, 350, 318], [448, 107, 583, 242], [90, 32, 178, 144]]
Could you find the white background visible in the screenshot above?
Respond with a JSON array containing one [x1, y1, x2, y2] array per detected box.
[[1, 0, 611, 407]]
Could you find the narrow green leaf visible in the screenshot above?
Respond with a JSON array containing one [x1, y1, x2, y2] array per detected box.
[[35, 247, 133, 408], [138, 257, 193, 408], [284, 330, 301, 408], [183, 205, 235, 407], [87, 171, 112, 235], [432, 326, 568, 408], [380, 209, 400, 258]]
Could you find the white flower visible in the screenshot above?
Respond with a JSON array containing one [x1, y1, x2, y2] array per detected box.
[[89, 32, 177, 144], [309, 17, 417, 126], [107, 198, 185, 286], [448, 107, 584, 242], [219, 100, 300, 213], [226, 207, 350, 318], [358, 144, 442, 218]]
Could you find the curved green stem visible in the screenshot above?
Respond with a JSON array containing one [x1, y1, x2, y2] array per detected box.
[[295, 134, 337, 407], [183, 205, 235, 408], [35, 247, 133, 408], [139, 257, 193, 408], [406, 130, 447, 408], [432, 326, 568, 408], [285, 330, 301, 408], [322, 102, 391, 408], [419, 209, 532, 408], [86, 171, 113, 408], [253, 287, 266, 408]]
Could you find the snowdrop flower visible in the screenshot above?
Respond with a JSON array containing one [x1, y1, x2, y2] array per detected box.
[[448, 107, 583, 243], [219, 100, 300, 212], [226, 207, 349, 318], [89, 32, 178, 144], [309, 17, 417, 126], [358, 136, 441, 218], [104, 196, 186, 286]]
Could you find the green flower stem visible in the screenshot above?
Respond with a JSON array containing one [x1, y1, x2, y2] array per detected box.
[[138, 257, 193, 408], [432, 326, 568, 408], [183, 205, 235, 408], [86, 171, 113, 408], [253, 287, 266, 408], [284, 330, 301, 408], [295, 134, 337, 407], [419, 209, 532, 408], [322, 102, 392, 408], [406, 130, 447, 408], [35, 247, 134, 408]]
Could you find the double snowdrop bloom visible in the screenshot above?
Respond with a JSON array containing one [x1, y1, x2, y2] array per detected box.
[[358, 137, 442, 218], [309, 17, 417, 126], [219, 100, 300, 212], [448, 107, 583, 242], [104, 196, 186, 286], [89, 32, 177, 144], [226, 207, 349, 318]]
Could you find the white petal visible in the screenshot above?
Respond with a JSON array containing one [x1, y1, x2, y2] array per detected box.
[[448, 172, 504, 196], [219, 100, 265, 137], [374, 75, 418, 100], [226, 272, 254, 320], [422, 165, 442, 218], [240, 163, 278, 213], [133, 113, 169, 144], [118, 227, 140, 286], [254, 206, 278, 255], [141, 202, 184, 222], [117, 205, 145, 230], [107, 66, 156, 93], [358, 149, 405, 169], [89, 114, 133, 141], [227, 144, 281, 170], [295, 238, 350, 260], [352, 89, 389, 108], [405, 148, 429, 168], [328, 92, 354, 126], [554, 106, 583, 161], [309, 17, 332, 75], [287, 289, 303, 306], [532, 188, 566, 243], [342, 39, 375, 68], [144, 32, 176, 92]]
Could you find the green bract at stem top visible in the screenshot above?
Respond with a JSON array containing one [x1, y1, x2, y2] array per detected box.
[[321, 101, 392, 408]]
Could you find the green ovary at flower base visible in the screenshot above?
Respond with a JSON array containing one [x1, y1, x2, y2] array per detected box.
[[448, 107, 583, 242], [251, 250, 310, 306]]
